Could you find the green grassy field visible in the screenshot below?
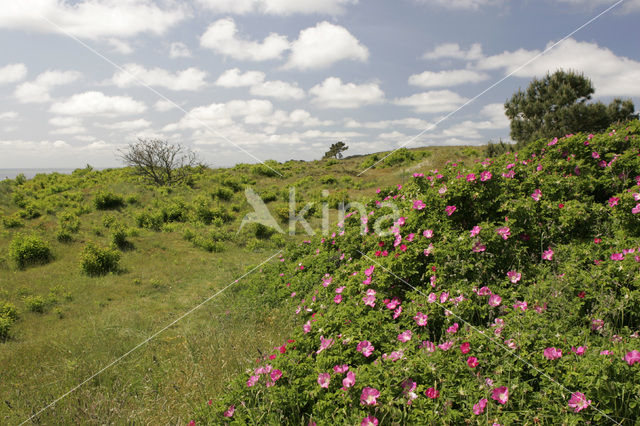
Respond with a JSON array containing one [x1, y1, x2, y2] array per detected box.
[[0, 145, 488, 424]]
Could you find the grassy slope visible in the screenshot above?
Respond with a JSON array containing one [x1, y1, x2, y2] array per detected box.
[[0, 145, 484, 424]]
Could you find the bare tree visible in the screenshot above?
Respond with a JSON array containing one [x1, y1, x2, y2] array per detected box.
[[120, 138, 200, 186]]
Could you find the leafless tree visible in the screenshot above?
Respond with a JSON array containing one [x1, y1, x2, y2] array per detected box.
[[120, 138, 200, 186]]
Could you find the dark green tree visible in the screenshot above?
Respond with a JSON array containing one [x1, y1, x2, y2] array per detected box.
[[323, 141, 349, 159], [505, 70, 637, 146]]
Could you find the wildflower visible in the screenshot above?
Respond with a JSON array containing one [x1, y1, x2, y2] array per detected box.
[[531, 189, 542, 201], [393, 306, 402, 319], [317, 373, 330, 388], [488, 294, 502, 307], [414, 311, 428, 326], [247, 375, 260, 387], [423, 229, 434, 238], [440, 291, 449, 303], [542, 248, 554, 260], [591, 318, 604, 330], [470, 225, 481, 237], [333, 364, 348, 374], [364, 265, 375, 276], [438, 341, 453, 351], [513, 300, 527, 311], [460, 342, 471, 353], [480, 170, 492, 181], [427, 292, 437, 303], [445, 205, 457, 216], [413, 200, 426, 210], [334, 294, 342, 304], [363, 289, 377, 307], [631, 204, 640, 214], [491, 386, 509, 404], [507, 270, 521, 284], [568, 392, 591, 413], [361, 416, 378, 426], [360, 387, 380, 405], [543, 347, 562, 360], [473, 398, 487, 415], [398, 330, 413, 342], [343, 370, 356, 388], [446, 323, 459, 334], [385, 297, 401, 310], [571, 346, 586, 356], [271, 369, 282, 381], [316, 336, 334, 355], [425, 387, 439, 399], [357, 340, 375, 357], [611, 253, 624, 261], [496, 227, 511, 240], [472, 241, 486, 252], [223, 405, 235, 417], [467, 356, 479, 368], [608, 197, 620, 207], [625, 350, 640, 366]]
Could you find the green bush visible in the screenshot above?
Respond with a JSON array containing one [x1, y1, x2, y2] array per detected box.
[[9, 234, 52, 269], [135, 211, 163, 231], [58, 211, 80, 233], [80, 243, 121, 276], [212, 186, 234, 201], [94, 191, 124, 210], [2, 215, 23, 229], [0, 302, 18, 322], [111, 226, 131, 250], [24, 295, 47, 313]]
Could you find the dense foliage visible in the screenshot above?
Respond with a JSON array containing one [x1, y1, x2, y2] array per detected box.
[[505, 71, 637, 146], [197, 121, 640, 425]]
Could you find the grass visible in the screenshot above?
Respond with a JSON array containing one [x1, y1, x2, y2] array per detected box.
[[0, 144, 489, 424]]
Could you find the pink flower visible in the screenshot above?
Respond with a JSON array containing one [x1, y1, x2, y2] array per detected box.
[[440, 291, 449, 303], [568, 392, 591, 413], [542, 248, 554, 260], [223, 404, 235, 417], [333, 364, 348, 374], [362, 289, 377, 307], [446, 323, 459, 334], [491, 386, 509, 404], [270, 369, 282, 382], [591, 318, 604, 330], [467, 356, 479, 368], [473, 398, 487, 415], [364, 265, 375, 276], [357, 340, 375, 357], [513, 300, 527, 311], [385, 297, 401, 310], [480, 170, 492, 181], [460, 342, 471, 354], [592, 151, 600, 159], [445, 205, 457, 216], [571, 346, 586, 356], [466, 173, 476, 182], [488, 294, 502, 307], [543, 347, 562, 360], [470, 226, 481, 237], [438, 341, 453, 351], [361, 416, 379, 426], [316, 336, 334, 354], [343, 370, 356, 388], [423, 229, 434, 238], [413, 200, 426, 210], [398, 330, 413, 342], [247, 375, 260, 387], [303, 321, 312, 334], [611, 253, 624, 261], [360, 387, 380, 405], [317, 372, 331, 388], [336, 286, 345, 294], [425, 387, 440, 399], [632, 204, 640, 214], [393, 306, 402, 319], [608, 197, 620, 207], [531, 189, 542, 201], [507, 270, 521, 284], [334, 294, 342, 304], [496, 227, 511, 240], [625, 350, 640, 366], [472, 241, 486, 252], [414, 311, 428, 326]]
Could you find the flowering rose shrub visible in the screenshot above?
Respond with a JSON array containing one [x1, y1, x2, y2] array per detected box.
[[195, 122, 640, 425]]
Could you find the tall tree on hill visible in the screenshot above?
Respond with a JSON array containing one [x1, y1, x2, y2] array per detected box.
[[504, 70, 637, 146], [323, 141, 349, 159]]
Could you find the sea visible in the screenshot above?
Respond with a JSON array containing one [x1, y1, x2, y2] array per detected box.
[[0, 168, 77, 180]]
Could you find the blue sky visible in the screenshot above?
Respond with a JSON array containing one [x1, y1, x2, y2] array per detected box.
[[0, 0, 639, 168]]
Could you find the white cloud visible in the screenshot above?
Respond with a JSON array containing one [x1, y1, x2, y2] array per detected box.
[[215, 68, 266, 87], [107, 38, 133, 54], [476, 38, 640, 96], [422, 43, 483, 61], [49, 116, 81, 127], [250, 80, 305, 100], [480, 103, 509, 128], [154, 100, 178, 112], [309, 77, 384, 108], [414, 0, 504, 10], [200, 18, 289, 61], [394, 90, 468, 113], [345, 117, 432, 130], [286, 21, 368, 70], [0, 111, 18, 120], [51, 125, 87, 135], [169, 42, 192, 58], [14, 70, 81, 103], [50, 91, 147, 116], [111, 64, 207, 91], [409, 69, 489, 87], [0, 63, 27, 84], [196, 0, 356, 15], [0, 1, 188, 40], [98, 119, 151, 131]]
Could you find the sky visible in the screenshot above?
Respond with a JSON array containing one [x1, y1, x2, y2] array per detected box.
[[0, 0, 639, 169]]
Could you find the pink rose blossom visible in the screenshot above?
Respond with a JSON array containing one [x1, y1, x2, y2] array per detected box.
[[496, 227, 511, 240], [343, 370, 356, 389], [488, 294, 502, 307], [425, 387, 439, 399], [470, 225, 481, 237], [361, 416, 378, 426], [223, 404, 235, 418], [491, 386, 509, 404], [543, 347, 562, 360], [318, 372, 331, 388], [357, 340, 375, 357], [568, 392, 591, 413], [625, 350, 640, 366], [473, 398, 487, 415], [542, 248, 554, 260], [414, 311, 428, 326], [445, 205, 457, 216], [467, 356, 479, 368], [398, 330, 413, 342], [413, 200, 426, 210], [360, 387, 380, 405], [531, 189, 542, 201]]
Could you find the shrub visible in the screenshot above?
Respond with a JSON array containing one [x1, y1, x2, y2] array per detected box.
[[326, 189, 349, 209], [0, 316, 12, 340], [24, 295, 47, 313], [94, 191, 124, 210], [319, 175, 337, 185], [212, 186, 234, 201], [135, 211, 163, 231], [18, 203, 41, 219], [9, 234, 52, 269], [56, 229, 73, 243], [251, 163, 279, 177], [0, 302, 18, 322], [80, 243, 121, 276], [58, 211, 80, 233], [2, 215, 23, 229], [111, 226, 131, 250]]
